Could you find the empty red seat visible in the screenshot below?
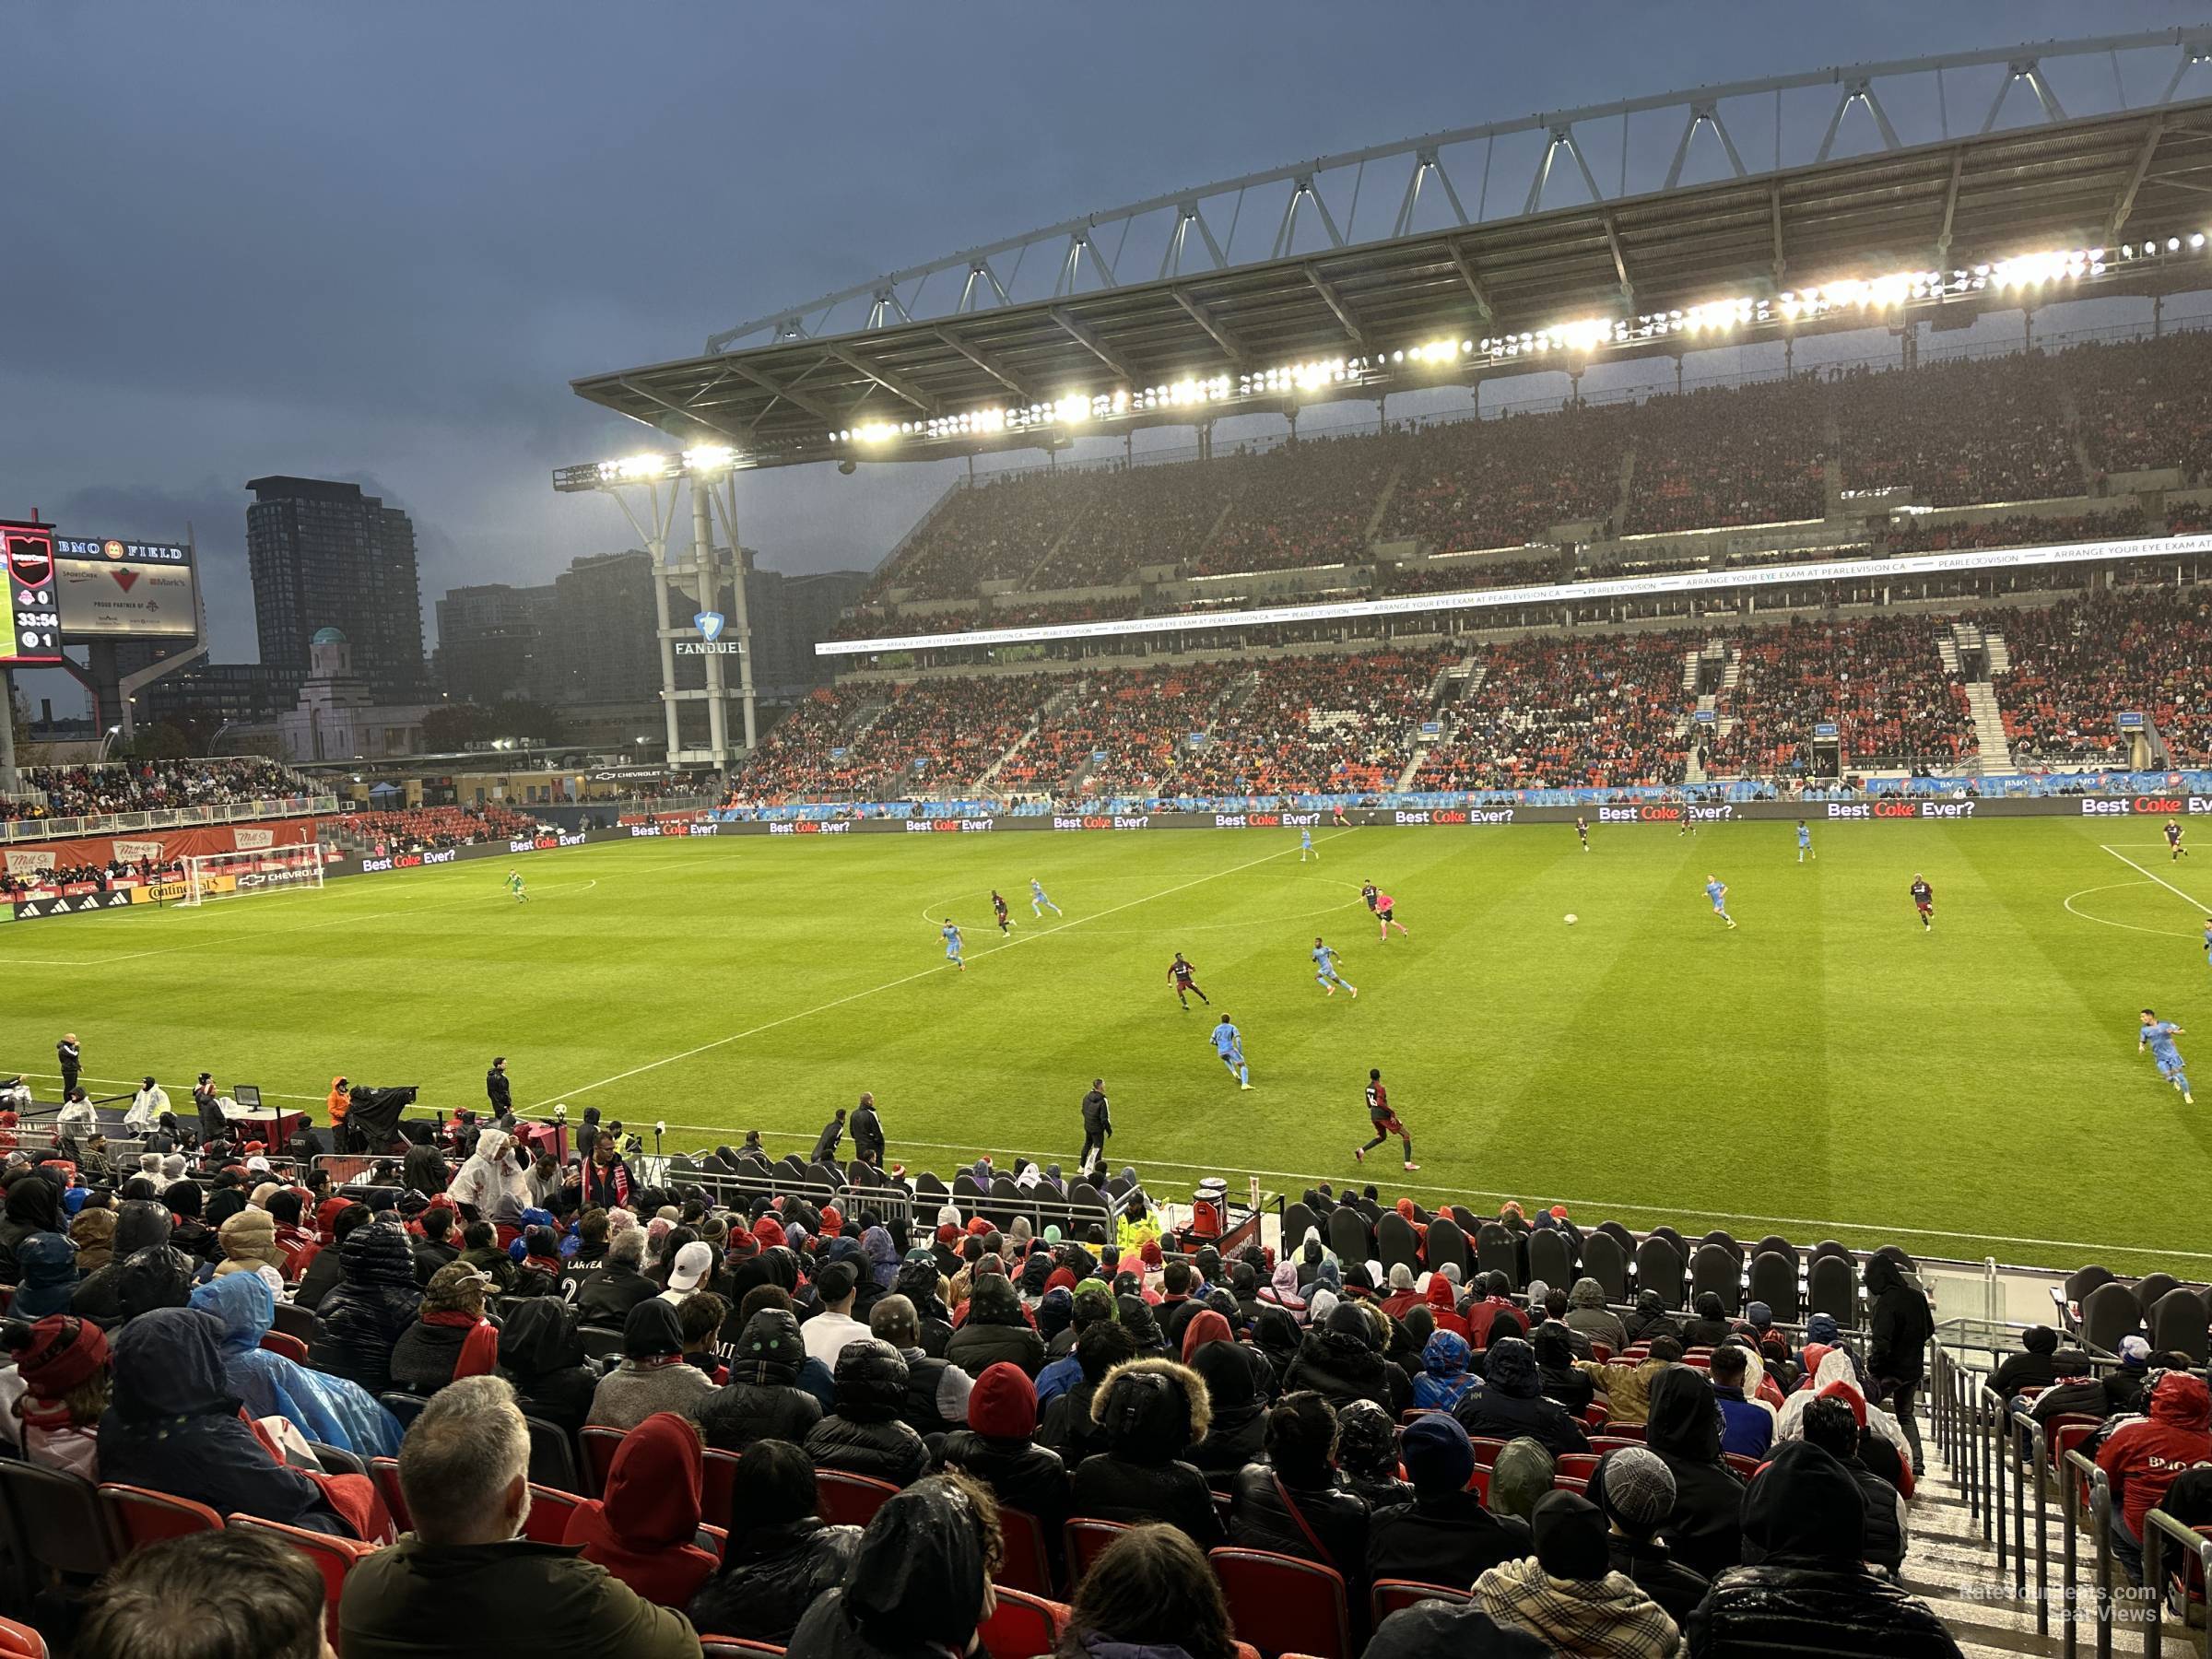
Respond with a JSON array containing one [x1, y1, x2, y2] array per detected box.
[[1208, 1547, 1353, 1659], [978, 1587, 1067, 1659], [815, 1470, 900, 1529], [100, 1483, 223, 1548]]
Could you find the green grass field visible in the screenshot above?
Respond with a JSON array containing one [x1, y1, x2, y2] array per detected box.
[[3, 818, 2206, 1275]]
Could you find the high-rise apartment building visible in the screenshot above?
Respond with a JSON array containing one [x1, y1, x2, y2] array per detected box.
[[245, 476, 426, 700]]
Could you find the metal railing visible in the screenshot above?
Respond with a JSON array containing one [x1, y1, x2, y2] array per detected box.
[[0, 795, 339, 845], [2142, 1509, 2212, 1655], [2061, 1447, 2116, 1659]]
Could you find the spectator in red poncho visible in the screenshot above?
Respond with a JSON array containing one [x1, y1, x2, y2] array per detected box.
[[563, 1409, 720, 1607], [2099, 1370, 2212, 1583]]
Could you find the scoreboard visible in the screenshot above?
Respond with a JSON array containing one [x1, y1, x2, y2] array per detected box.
[[1, 520, 62, 666]]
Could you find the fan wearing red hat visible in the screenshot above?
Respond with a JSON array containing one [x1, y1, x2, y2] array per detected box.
[[935, 1361, 1069, 1557], [3, 1314, 110, 1478]]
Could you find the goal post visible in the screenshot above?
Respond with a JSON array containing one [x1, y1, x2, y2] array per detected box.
[[178, 843, 327, 906]]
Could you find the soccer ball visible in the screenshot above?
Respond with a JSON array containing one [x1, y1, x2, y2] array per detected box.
[[1564, 912, 1578, 925]]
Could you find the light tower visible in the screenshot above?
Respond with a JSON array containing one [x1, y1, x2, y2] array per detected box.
[[551, 449, 756, 770]]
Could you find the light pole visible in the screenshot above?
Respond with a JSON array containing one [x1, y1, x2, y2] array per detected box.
[[553, 449, 756, 771]]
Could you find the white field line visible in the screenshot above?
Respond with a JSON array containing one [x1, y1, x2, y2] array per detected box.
[[639, 1120, 2212, 1266], [2062, 881, 2201, 940], [2101, 843, 2212, 912], [522, 829, 1360, 1112]]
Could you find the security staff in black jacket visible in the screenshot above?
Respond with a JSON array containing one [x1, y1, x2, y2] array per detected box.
[[1079, 1079, 1111, 1177], [851, 1093, 886, 1167], [485, 1057, 512, 1118]]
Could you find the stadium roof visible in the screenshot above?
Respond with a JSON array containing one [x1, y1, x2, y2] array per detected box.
[[571, 43, 2212, 475]]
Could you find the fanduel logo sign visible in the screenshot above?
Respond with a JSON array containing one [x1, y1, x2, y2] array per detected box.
[[678, 610, 740, 655]]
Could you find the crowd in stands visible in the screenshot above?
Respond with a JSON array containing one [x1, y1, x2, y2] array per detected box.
[[1830, 352, 2077, 507], [1414, 631, 1694, 791], [842, 675, 1057, 793], [1877, 507, 2148, 556], [0, 855, 185, 900], [1623, 378, 1829, 535], [1380, 555, 1561, 595], [2, 758, 304, 826], [1978, 589, 2212, 766], [1380, 402, 1630, 551], [737, 688, 877, 802], [1163, 653, 1446, 796], [1041, 664, 1238, 796], [2066, 325, 2212, 484], [1194, 436, 1400, 577], [1706, 618, 1975, 775], [0, 1102, 1980, 1659], [335, 804, 543, 852], [880, 469, 1106, 602]]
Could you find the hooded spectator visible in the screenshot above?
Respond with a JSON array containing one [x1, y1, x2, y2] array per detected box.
[[688, 1438, 862, 1645], [1561, 1278, 1627, 1353], [1069, 1357, 1223, 1548], [1777, 1348, 1914, 1485], [1281, 1298, 1409, 1413], [806, 1336, 931, 1487], [1797, 1395, 1906, 1574], [1056, 1522, 1238, 1659], [897, 1254, 956, 1357], [1185, 1322, 1270, 1489], [294, 1201, 371, 1312], [68, 1206, 117, 1277], [1474, 1489, 1680, 1658], [390, 1262, 500, 1395], [1368, 1410, 1530, 1588], [1621, 1289, 1683, 1347], [100, 1306, 355, 1535], [947, 1271, 1045, 1377], [1411, 1327, 1475, 1411], [1336, 1397, 1413, 1512], [1455, 1335, 1591, 1455], [591, 1298, 714, 1428], [0, 1175, 63, 1284], [1534, 1323, 1595, 1416], [2, 1314, 109, 1477], [873, 1292, 974, 1436], [1251, 1305, 1303, 1377], [1421, 1274, 1467, 1338], [562, 1410, 720, 1608], [163, 1181, 218, 1265], [13, 1232, 78, 1318], [935, 1361, 1070, 1555], [495, 1298, 598, 1434], [1991, 1324, 2091, 1399], [784, 1471, 1000, 1659], [1864, 1253, 1931, 1477], [1688, 1441, 1963, 1658], [1041, 1319, 1138, 1464], [1682, 1293, 1732, 1350], [308, 1218, 422, 1395], [1229, 1391, 1369, 1593], [696, 1306, 822, 1452], [1643, 1363, 1745, 1579], [1489, 1437, 1556, 1525], [189, 1274, 401, 1456], [447, 1127, 529, 1229], [1589, 1445, 1707, 1626], [2098, 1368, 2212, 1583]]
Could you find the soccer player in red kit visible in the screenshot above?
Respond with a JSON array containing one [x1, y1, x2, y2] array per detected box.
[[1356, 1068, 1416, 1171], [1168, 952, 1210, 1009]]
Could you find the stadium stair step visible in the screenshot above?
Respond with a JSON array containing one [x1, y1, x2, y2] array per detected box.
[[1964, 681, 2013, 772], [1613, 439, 1641, 531], [1985, 632, 2011, 676], [1901, 1419, 2201, 1657], [1360, 462, 1406, 543]]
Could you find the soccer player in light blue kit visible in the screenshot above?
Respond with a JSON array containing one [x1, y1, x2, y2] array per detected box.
[[1300, 828, 1317, 862], [2140, 1008, 2194, 1103], [1208, 1014, 1251, 1089], [1312, 935, 1359, 998], [1705, 875, 1736, 930], [2202, 917, 2210, 968], [1796, 820, 1813, 863], [1030, 878, 1062, 917], [940, 918, 965, 971]]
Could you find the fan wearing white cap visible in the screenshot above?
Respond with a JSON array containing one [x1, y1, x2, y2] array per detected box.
[[657, 1240, 717, 1306]]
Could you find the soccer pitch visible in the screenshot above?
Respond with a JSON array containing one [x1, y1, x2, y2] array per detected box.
[[3, 817, 2205, 1275]]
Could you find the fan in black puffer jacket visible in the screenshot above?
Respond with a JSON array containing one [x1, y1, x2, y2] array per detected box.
[[945, 1275, 1044, 1378], [1687, 1440, 1964, 1658], [804, 1337, 930, 1486], [698, 1309, 824, 1453], [1281, 1300, 1411, 1413], [688, 1440, 862, 1646], [308, 1219, 422, 1396], [1067, 1357, 1224, 1549], [1644, 1362, 1746, 1580], [935, 1360, 1068, 1569], [895, 1255, 955, 1358], [1228, 1391, 1371, 1597]]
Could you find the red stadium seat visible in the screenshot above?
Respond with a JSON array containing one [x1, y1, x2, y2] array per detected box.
[[579, 1425, 625, 1496], [1553, 1453, 1600, 1483], [814, 1470, 900, 1529], [524, 1482, 584, 1545], [1209, 1548, 1353, 1659], [703, 1643, 786, 1659], [995, 1507, 1056, 1597], [100, 1483, 223, 1548], [259, 1329, 310, 1363], [978, 1587, 1067, 1659], [702, 1448, 740, 1524], [0, 1616, 47, 1659], [370, 1457, 410, 1531], [1063, 1518, 1130, 1580], [226, 1513, 375, 1646], [1468, 1437, 1509, 1469]]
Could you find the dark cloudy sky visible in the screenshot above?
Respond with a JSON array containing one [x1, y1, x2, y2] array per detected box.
[[6, 1, 2207, 710]]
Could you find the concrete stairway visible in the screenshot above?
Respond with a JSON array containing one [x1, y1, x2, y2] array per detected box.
[[1964, 682, 2013, 772]]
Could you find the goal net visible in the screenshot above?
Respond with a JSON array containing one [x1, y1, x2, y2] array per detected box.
[[178, 843, 327, 907]]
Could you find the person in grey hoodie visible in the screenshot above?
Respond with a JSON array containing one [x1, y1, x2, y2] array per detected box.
[[1562, 1277, 1628, 1354]]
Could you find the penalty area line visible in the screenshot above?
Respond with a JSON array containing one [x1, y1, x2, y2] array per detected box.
[[523, 829, 1359, 1111]]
